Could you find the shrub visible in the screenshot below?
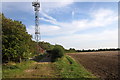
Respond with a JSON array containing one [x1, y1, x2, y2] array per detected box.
[[51, 45, 64, 62]]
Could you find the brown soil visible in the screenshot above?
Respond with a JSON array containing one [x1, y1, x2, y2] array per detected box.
[[67, 51, 119, 79]]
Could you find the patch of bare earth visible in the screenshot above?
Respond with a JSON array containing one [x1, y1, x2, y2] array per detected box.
[[67, 51, 119, 79]]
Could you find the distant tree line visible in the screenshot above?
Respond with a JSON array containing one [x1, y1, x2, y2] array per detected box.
[[76, 48, 120, 52], [65, 48, 120, 53], [65, 48, 76, 53]]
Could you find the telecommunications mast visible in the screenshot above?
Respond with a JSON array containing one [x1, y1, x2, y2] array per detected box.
[[32, 0, 40, 42]]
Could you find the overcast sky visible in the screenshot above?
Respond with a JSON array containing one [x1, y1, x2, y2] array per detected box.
[[2, 1, 118, 50]]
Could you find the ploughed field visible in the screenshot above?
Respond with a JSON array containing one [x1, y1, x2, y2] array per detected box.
[[67, 51, 119, 79]]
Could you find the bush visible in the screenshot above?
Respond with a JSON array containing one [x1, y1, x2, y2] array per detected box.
[[51, 45, 64, 62]]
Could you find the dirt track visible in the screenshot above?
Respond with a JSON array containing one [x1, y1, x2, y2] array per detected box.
[[67, 51, 119, 79], [16, 54, 59, 78]]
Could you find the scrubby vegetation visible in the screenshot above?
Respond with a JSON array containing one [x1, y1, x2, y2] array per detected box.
[[55, 55, 97, 78], [51, 45, 64, 62]]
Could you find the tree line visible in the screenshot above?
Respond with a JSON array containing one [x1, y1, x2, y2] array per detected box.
[[65, 48, 120, 53], [2, 13, 38, 63], [2, 13, 65, 63]]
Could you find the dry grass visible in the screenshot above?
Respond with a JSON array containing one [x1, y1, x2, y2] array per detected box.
[[16, 62, 59, 78]]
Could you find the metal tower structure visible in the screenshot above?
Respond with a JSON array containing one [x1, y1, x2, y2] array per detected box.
[[32, 0, 40, 42]]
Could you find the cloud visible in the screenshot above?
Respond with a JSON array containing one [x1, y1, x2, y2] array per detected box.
[[44, 29, 118, 49], [27, 8, 118, 49], [28, 8, 117, 36], [39, 12, 58, 25], [40, 12, 57, 21], [40, 0, 74, 14], [39, 8, 118, 36], [41, 25, 60, 35], [2, 1, 73, 15], [27, 25, 60, 37], [3, 2, 118, 49], [90, 8, 118, 27], [2, 0, 119, 2], [41, 0, 74, 9], [72, 11, 75, 18], [61, 8, 117, 34], [39, 17, 56, 24]]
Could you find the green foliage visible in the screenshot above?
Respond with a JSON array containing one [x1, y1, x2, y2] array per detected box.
[[33, 53, 47, 62], [65, 48, 76, 53], [55, 56, 97, 78], [38, 41, 54, 50], [51, 45, 64, 62], [2, 13, 36, 62]]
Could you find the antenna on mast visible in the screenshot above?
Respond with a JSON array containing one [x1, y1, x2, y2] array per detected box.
[[32, 0, 44, 54], [32, 0, 40, 42]]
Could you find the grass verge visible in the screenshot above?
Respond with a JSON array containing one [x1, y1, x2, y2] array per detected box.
[[2, 60, 35, 78], [55, 55, 97, 79]]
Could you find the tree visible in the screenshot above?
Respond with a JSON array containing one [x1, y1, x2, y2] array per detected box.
[[38, 41, 54, 51], [2, 13, 36, 63]]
